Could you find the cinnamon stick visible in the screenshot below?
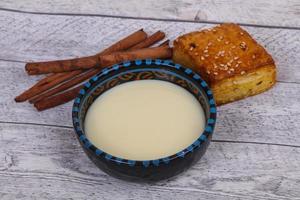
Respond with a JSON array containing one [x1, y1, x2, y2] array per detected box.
[[159, 40, 170, 47], [26, 46, 172, 74], [32, 29, 147, 88], [26, 31, 165, 75], [16, 29, 148, 102], [29, 30, 164, 88], [29, 69, 97, 103], [34, 86, 83, 111], [98, 46, 172, 68], [29, 31, 166, 104], [35, 73, 64, 87], [15, 70, 82, 102], [25, 29, 147, 75], [34, 47, 172, 111], [130, 31, 165, 50]]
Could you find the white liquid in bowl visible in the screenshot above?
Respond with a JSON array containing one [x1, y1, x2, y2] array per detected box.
[[84, 80, 206, 160]]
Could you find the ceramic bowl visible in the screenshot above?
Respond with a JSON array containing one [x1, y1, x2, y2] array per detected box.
[[72, 59, 217, 181]]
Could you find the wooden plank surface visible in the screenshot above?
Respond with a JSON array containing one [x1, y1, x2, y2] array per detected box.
[[0, 10, 299, 82], [1, 123, 300, 200], [2, 59, 300, 147], [0, 0, 300, 28], [0, 10, 299, 146], [0, 4, 300, 200]]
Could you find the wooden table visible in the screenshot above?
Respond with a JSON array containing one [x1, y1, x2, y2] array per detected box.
[[0, 1, 300, 199]]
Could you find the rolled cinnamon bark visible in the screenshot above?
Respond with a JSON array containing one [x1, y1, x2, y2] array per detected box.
[[25, 29, 147, 75], [34, 47, 172, 111], [98, 46, 172, 68], [16, 29, 148, 102], [159, 40, 170, 47], [130, 31, 165, 50], [34, 86, 82, 111], [35, 73, 66, 87], [29, 31, 166, 104], [15, 70, 82, 102], [25, 46, 172, 74], [29, 69, 97, 103]]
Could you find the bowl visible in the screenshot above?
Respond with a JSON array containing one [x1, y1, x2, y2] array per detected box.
[[72, 59, 217, 181]]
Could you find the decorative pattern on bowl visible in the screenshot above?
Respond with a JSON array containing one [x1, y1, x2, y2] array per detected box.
[[72, 59, 217, 181]]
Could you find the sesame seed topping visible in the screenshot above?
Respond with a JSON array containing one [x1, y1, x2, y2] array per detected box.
[[217, 38, 221, 42], [206, 70, 211, 74], [230, 68, 235, 71], [213, 72, 218, 75], [225, 41, 229, 44], [201, 56, 205, 60], [235, 63, 240, 67], [240, 42, 247, 50], [204, 49, 208, 53], [212, 29, 217, 32], [215, 56, 219, 59], [252, 55, 256, 59], [241, 71, 246, 75], [204, 54, 209, 57], [216, 50, 225, 57], [240, 32, 244, 35], [227, 62, 231, 66], [237, 61, 242, 64], [175, 38, 179, 42], [194, 52, 199, 56], [234, 56, 239, 60], [232, 45, 236, 49], [233, 81, 238, 84], [224, 66, 228, 70], [213, 63, 218, 68], [189, 46, 194, 51], [220, 64, 225, 67], [208, 42, 212, 46]]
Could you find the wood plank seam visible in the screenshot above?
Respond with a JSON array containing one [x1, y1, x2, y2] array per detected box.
[[0, 7, 300, 31], [1, 121, 300, 148]]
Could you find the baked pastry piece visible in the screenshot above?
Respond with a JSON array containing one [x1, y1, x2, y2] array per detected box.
[[173, 23, 276, 105]]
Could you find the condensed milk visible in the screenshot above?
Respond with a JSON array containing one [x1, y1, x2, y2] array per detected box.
[[84, 80, 206, 160]]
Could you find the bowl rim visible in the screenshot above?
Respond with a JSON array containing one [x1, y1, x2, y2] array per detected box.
[[72, 59, 217, 167]]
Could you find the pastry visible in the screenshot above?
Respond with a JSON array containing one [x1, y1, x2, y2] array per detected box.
[[173, 23, 276, 105]]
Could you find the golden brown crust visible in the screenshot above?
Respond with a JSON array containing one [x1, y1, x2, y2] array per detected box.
[[211, 65, 276, 105], [173, 23, 275, 85], [173, 23, 276, 105]]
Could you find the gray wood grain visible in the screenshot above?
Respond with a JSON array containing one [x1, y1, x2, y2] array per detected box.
[[0, 6, 299, 200], [0, 0, 300, 28], [2, 60, 300, 146], [0, 10, 299, 147], [0, 10, 299, 82], [1, 123, 300, 200]]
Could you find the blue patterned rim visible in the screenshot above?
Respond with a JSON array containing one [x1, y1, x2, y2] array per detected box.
[[72, 59, 216, 167]]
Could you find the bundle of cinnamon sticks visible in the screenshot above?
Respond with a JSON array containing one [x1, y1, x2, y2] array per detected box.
[[15, 29, 172, 111]]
